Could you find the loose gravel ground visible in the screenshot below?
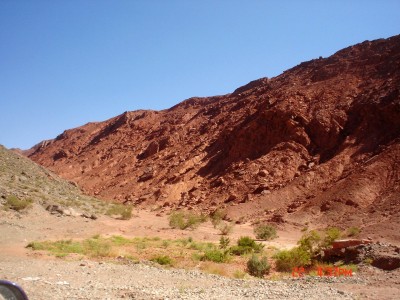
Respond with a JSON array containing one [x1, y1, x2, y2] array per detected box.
[[1, 256, 357, 300]]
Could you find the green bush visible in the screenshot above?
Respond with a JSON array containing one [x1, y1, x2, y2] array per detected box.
[[169, 211, 206, 230], [274, 247, 311, 272], [230, 236, 264, 256], [229, 245, 253, 256], [247, 255, 270, 277], [254, 224, 277, 240], [238, 236, 264, 252], [238, 236, 256, 248], [297, 228, 342, 258], [201, 249, 229, 263], [4, 195, 32, 211], [297, 230, 322, 256], [150, 255, 173, 266]]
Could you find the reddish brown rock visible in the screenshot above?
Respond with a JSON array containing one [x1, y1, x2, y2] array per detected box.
[[332, 239, 373, 249], [27, 35, 400, 240]]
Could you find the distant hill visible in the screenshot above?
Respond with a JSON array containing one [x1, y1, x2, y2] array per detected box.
[[27, 35, 400, 242]]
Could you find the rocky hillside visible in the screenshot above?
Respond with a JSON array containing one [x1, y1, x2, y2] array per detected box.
[[28, 35, 400, 241], [0, 145, 107, 216]]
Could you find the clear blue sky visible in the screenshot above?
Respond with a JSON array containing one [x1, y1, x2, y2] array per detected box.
[[1, 1, 399, 149]]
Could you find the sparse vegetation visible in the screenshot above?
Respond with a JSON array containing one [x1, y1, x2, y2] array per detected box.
[[27, 237, 112, 258], [297, 230, 322, 257], [210, 209, 226, 228], [274, 227, 343, 271], [254, 224, 277, 240], [4, 195, 32, 211], [273, 247, 311, 272], [168, 211, 207, 230], [199, 262, 229, 277], [201, 249, 229, 263], [0, 145, 116, 216], [26, 234, 266, 278], [106, 203, 133, 220], [219, 236, 230, 249], [233, 270, 246, 279], [247, 255, 270, 277], [23, 223, 362, 280], [363, 257, 373, 265], [151, 255, 173, 266], [229, 236, 264, 256], [217, 222, 234, 235], [322, 227, 342, 247], [346, 226, 361, 237]]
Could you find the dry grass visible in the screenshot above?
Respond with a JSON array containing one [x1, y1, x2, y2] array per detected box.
[[26, 235, 262, 278]]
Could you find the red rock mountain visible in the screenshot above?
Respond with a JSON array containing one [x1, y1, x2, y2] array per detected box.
[[29, 35, 400, 241]]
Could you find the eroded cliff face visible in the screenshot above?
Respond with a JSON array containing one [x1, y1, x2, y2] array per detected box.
[[29, 35, 400, 239]]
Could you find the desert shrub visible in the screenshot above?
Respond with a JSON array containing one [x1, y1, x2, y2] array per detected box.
[[297, 227, 343, 258], [297, 230, 322, 256], [106, 204, 132, 220], [238, 236, 264, 252], [272, 228, 342, 271], [322, 227, 342, 247], [238, 236, 256, 248], [201, 249, 229, 263], [230, 236, 264, 256], [210, 209, 227, 228], [151, 255, 173, 266], [346, 226, 360, 237], [169, 211, 206, 230], [4, 195, 32, 211], [254, 224, 277, 240], [229, 245, 253, 256], [274, 247, 311, 272], [247, 255, 270, 277], [219, 236, 230, 249], [218, 222, 233, 235], [169, 212, 186, 229]]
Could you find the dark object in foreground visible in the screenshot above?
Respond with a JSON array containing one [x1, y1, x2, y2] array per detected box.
[[0, 280, 29, 300]]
